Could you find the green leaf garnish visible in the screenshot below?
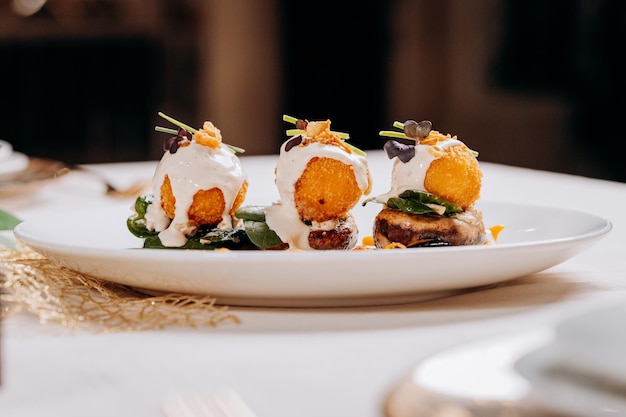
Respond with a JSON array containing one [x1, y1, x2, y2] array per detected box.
[[156, 112, 245, 154], [235, 205, 268, 223], [126, 195, 157, 238], [142, 228, 253, 250], [242, 220, 284, 249], [235, 206, 284, 249], [389, 190, 463, 216], [127, 196, 256, 250], [363, 190, 462, 217]]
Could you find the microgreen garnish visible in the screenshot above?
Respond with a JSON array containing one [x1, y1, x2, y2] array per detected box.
[[379, 119, 432, 142], [379, 119, 478, 157], [383, 140, 415, 163], [282, 114, 366, 156], [155, 112, 245, 154]]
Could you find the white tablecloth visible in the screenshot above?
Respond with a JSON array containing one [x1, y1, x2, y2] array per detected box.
[[1, 151, 625, 417]]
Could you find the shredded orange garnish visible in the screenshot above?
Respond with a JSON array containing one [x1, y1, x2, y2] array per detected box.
[[301, 120, 351, 153], [194, 121, 222, 149], [419, 130, 456, 145]]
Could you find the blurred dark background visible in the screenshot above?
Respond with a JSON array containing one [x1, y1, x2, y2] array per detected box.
[[1, 0, 624, 181]]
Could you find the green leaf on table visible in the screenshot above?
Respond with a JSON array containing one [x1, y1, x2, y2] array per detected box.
[[0, 209, 22, 230], [0, 234, 17, 249]]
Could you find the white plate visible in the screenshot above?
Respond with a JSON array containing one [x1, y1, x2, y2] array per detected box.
[[0, 157, 67, 196], [386, 329, 553, 417], [514, 302, 626, 417], [0, 139, 28, 175], [0, 139, 13, 160], [13, 201, 611, 307], [515, 341, 626, 417]]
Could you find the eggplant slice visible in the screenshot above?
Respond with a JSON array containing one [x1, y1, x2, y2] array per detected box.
[[373, 208, 485, 248]]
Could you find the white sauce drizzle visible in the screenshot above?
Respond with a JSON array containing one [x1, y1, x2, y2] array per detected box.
[[376, 138, 462, 202], [265, 140, 370, 250], [145, 142, 246, 247]]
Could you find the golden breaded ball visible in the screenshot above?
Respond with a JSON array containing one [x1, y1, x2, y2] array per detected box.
[[424, 145, 482, 210], [229, 180, 248, 216], [160, 175, 248, 226], [294, 157, 363, 223]]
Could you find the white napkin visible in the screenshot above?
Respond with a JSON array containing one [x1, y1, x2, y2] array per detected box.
[[0, 139, 29, 175]]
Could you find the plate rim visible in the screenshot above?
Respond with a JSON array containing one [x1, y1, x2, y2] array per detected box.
[[515, 340, 626, 416], [11, 201, 613, 307], [13, 200, 612, 258]]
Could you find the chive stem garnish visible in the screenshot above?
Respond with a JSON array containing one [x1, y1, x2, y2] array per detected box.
[[285, 128, 306, 136], [345, 142, 367, 156], [156, 112, 245, 154], [226, 144, 246, 154], [155, 126, 178, 135], [282, 114, 298, 124], [392, 121, 405, 129], [379, 130, 411, 140], [158, 112, 197, 134]]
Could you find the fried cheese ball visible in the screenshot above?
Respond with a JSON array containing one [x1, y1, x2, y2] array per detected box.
[[424, 144, 482, 210], [160, 175, 248, 227], [294, 157, 364, 223]]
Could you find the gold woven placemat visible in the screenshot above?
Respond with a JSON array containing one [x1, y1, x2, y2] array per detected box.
[[0, 246, 240, 332]]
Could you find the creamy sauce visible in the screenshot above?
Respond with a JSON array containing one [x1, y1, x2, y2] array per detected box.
[[265, 140, 370, 250], [376, 138, 462, 202], [145, 142, 246, 247]]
